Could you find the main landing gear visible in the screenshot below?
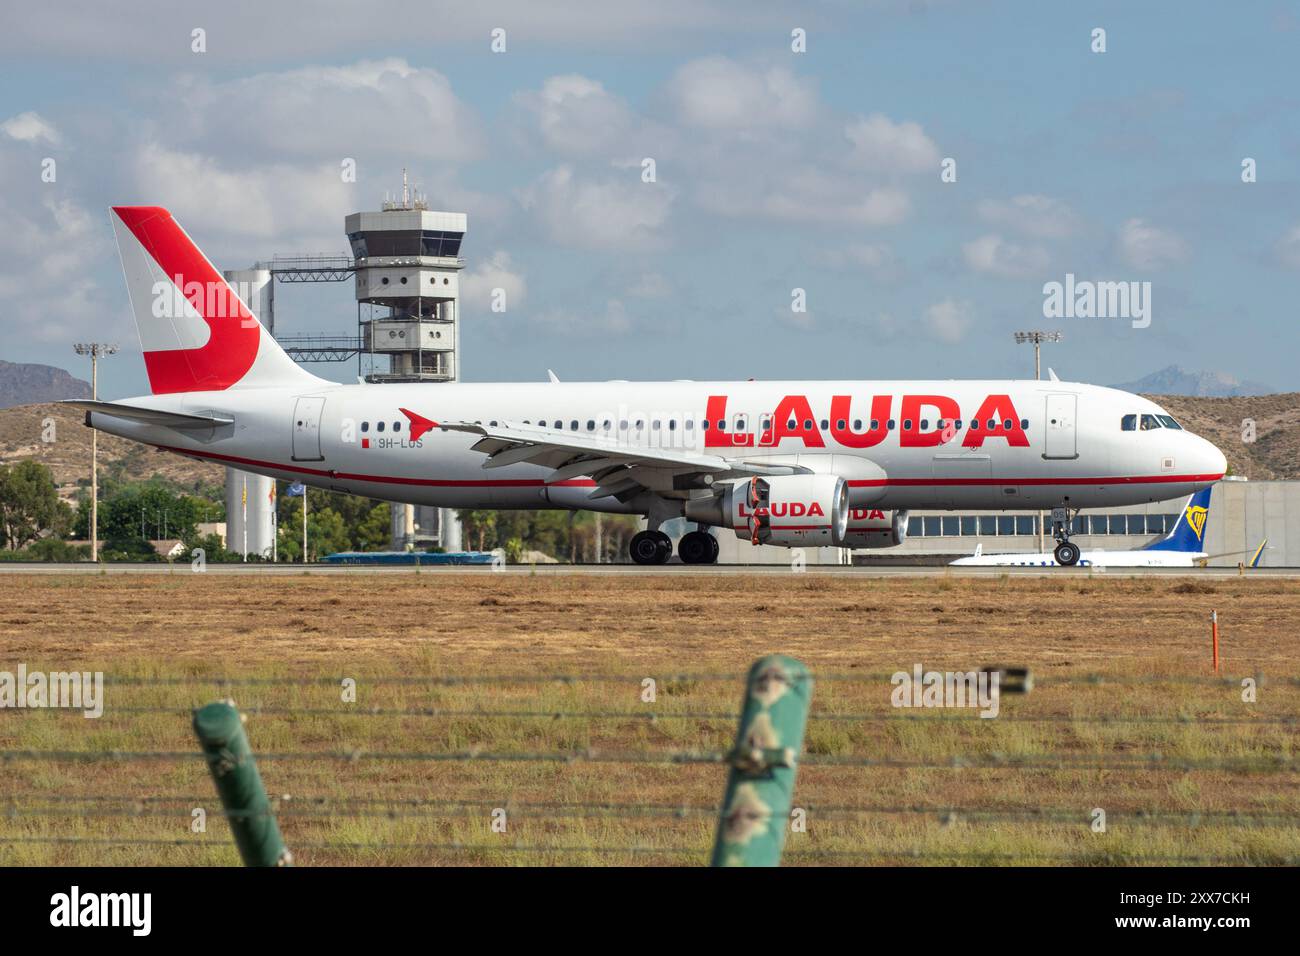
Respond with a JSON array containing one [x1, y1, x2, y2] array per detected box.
[[628, 528, 720, 565], [1049, 504, 1080, 567]]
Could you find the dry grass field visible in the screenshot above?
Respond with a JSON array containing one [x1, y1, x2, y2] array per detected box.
[[0, 571, 1297, 866]]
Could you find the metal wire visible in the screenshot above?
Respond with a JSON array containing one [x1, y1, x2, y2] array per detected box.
[[1, 748, 1295, 771]]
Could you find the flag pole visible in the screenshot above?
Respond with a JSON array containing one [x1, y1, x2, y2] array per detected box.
[[302, 488, 308, 564]]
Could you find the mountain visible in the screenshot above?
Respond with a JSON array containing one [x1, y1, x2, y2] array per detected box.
[[1111, 365, 1275, 397], [0, 360, 92, 409], [1139, 392, 1300, 480], [0, 402, 223, 498]]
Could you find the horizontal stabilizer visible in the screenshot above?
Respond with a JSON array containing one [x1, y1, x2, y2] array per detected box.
[[63, 400, 234, 429]]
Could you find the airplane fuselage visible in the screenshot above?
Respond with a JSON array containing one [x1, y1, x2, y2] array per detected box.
[[89, 378, 1227, 515]]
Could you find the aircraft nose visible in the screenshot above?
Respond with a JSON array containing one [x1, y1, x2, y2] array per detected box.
[[1195, 434, 1227, 481]]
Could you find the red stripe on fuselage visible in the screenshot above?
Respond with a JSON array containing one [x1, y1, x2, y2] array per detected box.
[[151, 443, 1222, 492]]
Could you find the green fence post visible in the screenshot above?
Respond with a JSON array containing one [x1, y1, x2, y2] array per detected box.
[[711, 655, 813, 867], [192, 700, 292, 867]]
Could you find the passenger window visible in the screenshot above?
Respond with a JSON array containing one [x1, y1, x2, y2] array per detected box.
[[920, 419, 930, 430], [361, 421, 369, 433], [586, 420, 595, 431], [1003, 418, 1013, 430], [788, 419, 797, 429], [903, 419, 913, 431], [700, 420, 708, 431], [685, 420, 693, 430], [394, 421, 402, 432], [820, 419, 829, 430], [570, 420, 578, 430], [870, 419, 878, 430], [1121, 414, 1137, 431], [1020, 419, 1028, 429], [553, 420, 562, 429], [377, 421, 385, 432], [803, 419, 813, 430], [619, 420, 628, 430], [887, 419, 896, 430], [652, 420, 661, 430]]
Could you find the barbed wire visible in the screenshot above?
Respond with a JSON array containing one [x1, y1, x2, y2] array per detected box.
[[88, 672, 1293, 687], [17, 704, 1294, 726], [3, 797, 1296, 827], [0, 835, 1290, 865], [1, 748, 1295, 771]]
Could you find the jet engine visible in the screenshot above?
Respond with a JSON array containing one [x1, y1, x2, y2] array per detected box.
[[685, 475, 850, 547], [838, 508, 910, 549]]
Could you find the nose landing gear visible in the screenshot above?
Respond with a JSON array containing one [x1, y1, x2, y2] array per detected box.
[[1049, 505, 1081, 566]]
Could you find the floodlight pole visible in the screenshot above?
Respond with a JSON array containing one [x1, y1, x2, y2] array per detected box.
[[74, 343, 118, 562], [1013, 332, 1062, 553]]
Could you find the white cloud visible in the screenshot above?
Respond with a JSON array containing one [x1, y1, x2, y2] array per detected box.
[[962, 234, 1049, 278], [460, 251, 527, 315], [701, 169, 909, 227], [1117, 217, 1188, 270], [515, 75, 632, 155], [627, 273, 671, 298], [976, 194, 1077, 239], [844, 113, 939, 173], [533, 299, 634, 335], [663, 56, 818, 130], [520, 166, 673, 250], [1275, 225, 1300, 270], [131, 144, 358, 261], [829, 242, 899, 278], [922, 299, 973, 345], [172, 58, 483, 163], [1, 111, 60, 145]]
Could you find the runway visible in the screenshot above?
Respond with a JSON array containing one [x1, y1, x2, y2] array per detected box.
[[2, 562, 1297, 578]]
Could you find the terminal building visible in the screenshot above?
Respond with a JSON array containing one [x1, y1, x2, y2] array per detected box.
[[684, 477, 1294, 567]]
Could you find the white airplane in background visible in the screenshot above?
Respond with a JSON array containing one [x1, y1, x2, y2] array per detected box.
[[951, 487, 1267, 568], [68, 207, 1228, 566]]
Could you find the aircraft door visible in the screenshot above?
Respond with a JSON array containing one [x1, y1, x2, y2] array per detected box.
[[292, 396, 326, 461], [1043, 394, 1078, 460]]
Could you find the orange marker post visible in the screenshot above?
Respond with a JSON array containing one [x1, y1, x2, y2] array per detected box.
[[1211, 609, 1220, 674]]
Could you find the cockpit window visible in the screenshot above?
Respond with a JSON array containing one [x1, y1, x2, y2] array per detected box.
[[1140, 414, 1161, 430], [1157, 415, 1182, 430], [1121, 414, 1137, 431]]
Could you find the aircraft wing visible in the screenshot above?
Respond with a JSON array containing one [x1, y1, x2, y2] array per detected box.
[[437, 420, 804, 500]]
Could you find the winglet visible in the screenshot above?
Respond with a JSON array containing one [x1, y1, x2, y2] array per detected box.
[[1047, 368, 1060, 382], [1249, 539, 1268, 568], [547, 369, 560, 383]]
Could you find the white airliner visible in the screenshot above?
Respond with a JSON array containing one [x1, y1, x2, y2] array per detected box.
[[950, 487, 1265, 568], [68, 207, 1228, 565]]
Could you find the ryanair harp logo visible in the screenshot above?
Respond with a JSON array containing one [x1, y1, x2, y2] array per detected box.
[[1185, 504, 1208, 540]]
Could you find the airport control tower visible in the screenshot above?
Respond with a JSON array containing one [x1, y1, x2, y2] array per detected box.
[[348, 172, 465, 551], [350, 172, 464, 384]]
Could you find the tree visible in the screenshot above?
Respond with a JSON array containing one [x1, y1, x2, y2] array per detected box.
[[0, 461, 71, 550]]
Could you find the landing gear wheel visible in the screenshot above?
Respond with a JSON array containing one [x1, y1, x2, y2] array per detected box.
[[630, 530, 672, 565], [1054, 541, 1080, 567], [678, 530, 718, 565]]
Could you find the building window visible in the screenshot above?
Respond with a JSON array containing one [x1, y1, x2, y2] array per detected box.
[[979, 516, 997, 535], [908, 516, 923, 537], [942, 516, 959, 536], [997, 516, 1015, 535], [960, 516, 977, 536], [1015, 515, 1035, 535], [923, 516, 941, 536]]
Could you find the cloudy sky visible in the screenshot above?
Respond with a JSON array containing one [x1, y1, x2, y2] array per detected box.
[[2, 0, 1298, 398]]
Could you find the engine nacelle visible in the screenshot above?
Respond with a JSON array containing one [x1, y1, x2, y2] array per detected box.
[[686, 475, 850, 547], [838, 508, 910, 549]]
